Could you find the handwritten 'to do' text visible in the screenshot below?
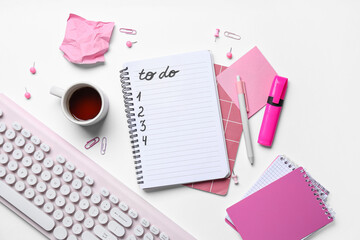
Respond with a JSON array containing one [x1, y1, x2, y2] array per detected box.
[[139, 66, 180, 81]]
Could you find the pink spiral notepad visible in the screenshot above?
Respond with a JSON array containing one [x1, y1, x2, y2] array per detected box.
[[226, 167, 334, 240]]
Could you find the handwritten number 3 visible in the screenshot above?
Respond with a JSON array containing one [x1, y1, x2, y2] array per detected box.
[[140, 120, 146, 131]]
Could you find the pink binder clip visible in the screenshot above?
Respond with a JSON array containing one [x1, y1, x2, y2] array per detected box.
[[85, 137, 100, 149]]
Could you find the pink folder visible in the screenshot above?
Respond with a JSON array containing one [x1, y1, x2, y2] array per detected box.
[[226, 168, 333, 240]]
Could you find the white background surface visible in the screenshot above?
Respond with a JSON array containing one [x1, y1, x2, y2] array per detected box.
[[0, 0, 359, 239]]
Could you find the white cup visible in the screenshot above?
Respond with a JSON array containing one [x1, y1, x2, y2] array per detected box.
[[50, 82, 109, 126]]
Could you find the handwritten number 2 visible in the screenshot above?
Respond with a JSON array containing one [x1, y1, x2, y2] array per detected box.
[[138, 106, 144, 117]]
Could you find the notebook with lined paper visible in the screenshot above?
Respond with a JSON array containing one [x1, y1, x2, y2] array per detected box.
[[120, 51, 229, 189]]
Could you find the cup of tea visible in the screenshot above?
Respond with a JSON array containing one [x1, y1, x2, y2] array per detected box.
[[50, 83, 109, 126]]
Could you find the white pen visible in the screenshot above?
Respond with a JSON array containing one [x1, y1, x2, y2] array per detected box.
[[236, 76, 254, 165]]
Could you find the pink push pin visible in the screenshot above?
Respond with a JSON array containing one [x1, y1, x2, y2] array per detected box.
[[214, 29, 220, 42], [231, 171, 239, 185], [126, 41, 137, 48], [24, 88, 31, 99], [226, 47, 233, 59], [29, 62, 36, 74]]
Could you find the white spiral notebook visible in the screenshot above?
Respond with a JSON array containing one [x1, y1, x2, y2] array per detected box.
[[120, 51, 230, 189]]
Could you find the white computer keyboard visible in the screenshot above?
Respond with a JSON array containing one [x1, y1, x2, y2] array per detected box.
[[0, 94, 195, 240]]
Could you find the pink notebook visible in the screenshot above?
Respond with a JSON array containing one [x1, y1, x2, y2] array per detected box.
[[226, 167, 334, 240]]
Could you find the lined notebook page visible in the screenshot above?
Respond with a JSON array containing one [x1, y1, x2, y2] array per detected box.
[[125, 51, 229, 189]]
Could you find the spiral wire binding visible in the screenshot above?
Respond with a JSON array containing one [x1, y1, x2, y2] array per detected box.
[[300, 169, 335, 219], [120, 68, 144, 184], [279, 155, 298, 171]]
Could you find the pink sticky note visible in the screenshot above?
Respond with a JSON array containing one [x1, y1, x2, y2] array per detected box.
[[60, 14, 114, 64], [217, 46, 277, 118]]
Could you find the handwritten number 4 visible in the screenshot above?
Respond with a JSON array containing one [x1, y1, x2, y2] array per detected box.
[[142, 136, 147, 146]]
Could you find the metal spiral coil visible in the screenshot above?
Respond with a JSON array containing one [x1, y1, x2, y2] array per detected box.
[[120, 68, 144, 184]]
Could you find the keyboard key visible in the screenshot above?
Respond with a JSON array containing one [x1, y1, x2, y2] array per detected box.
[[126, 235, 137, 240], [31, 135, 41, 145], [72, 223, 83, 235], [36, 181, 47, 193], [94, 225, 117, 240], [150, 225, 160, 235], [108, 220, 125, 237], [0, 122, 6, 133], [98, 213, 108, 225], [0, 109, 2, 117], [62, 171, 73, 183], [101, 188, 110, 197], [24, 142, 35, 154], [65, 162, 75, 171], [5, 173, 16, 185], [65, 203, 76, 215], [53, 209, 64, 221], [91, 193, 101, 204], [109, 194, 119, 204], [3, 142, 14, 153], [82, 186, 92, 197], [84, 176, 94, 186], [89, 206, 99, 217], [75, 169, 84, 179], [69, 192, 80, 203], [134, 225, 144, 236], [22, 156, 33, 167], [53, 165, 64, 176], [0, 166, 6, 177], [72, 179, 82, 190], [27, 174, 37, 186], [40, 143, 50, 153], [60, 185, 71, 196], [0, 135, 3, 145], [50, 178, 61, 189], [34, 195, 45, 206], [56, 155, 66, 164], [159, 232, 169, 240], [54, 226, 68, 240], [12, 122, 22, 131], [34, 150, 45, 161], [24, 188, 35, 199], [12, 149, 23, 160], [0, 153, 9, 164], [5, 129, 16, 140], [14, 136, 25, 147], [55, 196, 66, 207], [119, 201, 129, 212], [84, 217, 94, 229], [74, 210, 85, 222], [15, 181, 26, 192], [43, 202, 54, 214], [46, 189, 57, 200], [63, 216, 73, 228], [144, 232, 154, 240], [110, 207, 132, 227], [79, 199, 90, 210], [31, 163, 42, 175], [41, 170, 51, 182], [82, 231, 98, 240], [21, 129, 31, 138], [44, 157, 54, 169], [128, 209, 138, 219], [141, 218, 150, 228], [0, 179, 55, 231], [67, 234, 77, 240], [8, 160, 18, 171], [100, 200, 111, 212]]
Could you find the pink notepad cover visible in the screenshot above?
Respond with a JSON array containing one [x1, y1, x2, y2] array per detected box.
[[226, 168, 333, 240], [216, 46, 277, 118]]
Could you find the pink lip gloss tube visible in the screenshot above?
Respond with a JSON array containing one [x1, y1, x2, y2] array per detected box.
[[258, 75, 288, 147]]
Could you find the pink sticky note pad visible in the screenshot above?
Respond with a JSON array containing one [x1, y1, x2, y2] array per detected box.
[[217, 46, 277, 118], [60, 14, 114, 64]]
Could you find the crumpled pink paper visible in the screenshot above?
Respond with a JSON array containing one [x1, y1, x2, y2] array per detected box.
[[60, 14, 114, 64]]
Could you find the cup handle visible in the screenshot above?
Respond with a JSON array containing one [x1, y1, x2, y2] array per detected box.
[[50, 86, 65, 98]]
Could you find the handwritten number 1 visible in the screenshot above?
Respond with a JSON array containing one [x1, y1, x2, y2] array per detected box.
[[136, 92, 141, 102]]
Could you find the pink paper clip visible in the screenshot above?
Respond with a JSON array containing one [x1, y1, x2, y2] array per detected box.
[[224, 31, 241, 40], [85, 137, 100, 149], [100, 137, 107, 155], [119, 28, 137, 35]]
